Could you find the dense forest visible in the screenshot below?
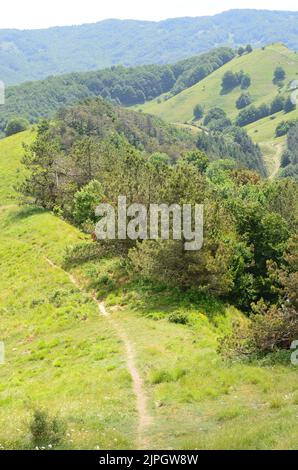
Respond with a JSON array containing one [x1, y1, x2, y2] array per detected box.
[[0, 48, 234, 136], [196, 107, 265, 175], [19, 97, 298, 360], [1, 10, 298, 85], [280, 124, 298, 181], [17, 97, 265, 186]]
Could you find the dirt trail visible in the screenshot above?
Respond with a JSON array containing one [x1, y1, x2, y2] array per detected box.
[[269, 143, 283, 180], [46, 258, 152, 449]]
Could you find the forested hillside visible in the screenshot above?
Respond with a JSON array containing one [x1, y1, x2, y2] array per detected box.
[[279, 124, 298, 181], [1, 9, 298, 85], [20, 101, 298, 346], [138, 43, 298, 178], [17, 97, 265, 196], [0, 130, 298, 450], [1, 3, 298, 453], [0, 48, 234, 135], [139, 44, 298, 124]]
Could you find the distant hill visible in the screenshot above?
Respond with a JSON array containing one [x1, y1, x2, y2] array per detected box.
[[138, 44, 298, 123], [138, 43, 298, 176], [2, 9, 298, 85], [0, 48, 235, 135]]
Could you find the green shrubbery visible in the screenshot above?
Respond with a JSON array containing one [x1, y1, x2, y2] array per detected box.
[[221, 70, 251, 92], [5, 117, 29, 136], [29, 410, 66, 449], [168, 311, 189, 325], [19, 98, 297, 359], [193, 104, 204, 120], [236, 92, 252, 110], [236, 94, 296, 127], [279, 124, 298, 182], [0, 47, 235, 135], [220, 233, 298, 358]]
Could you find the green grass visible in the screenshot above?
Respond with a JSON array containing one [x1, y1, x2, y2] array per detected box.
[[0, 205, 138, 449], [138, 44, 298, 125], [1, 131, 298, 449], [246, 109, 298, 143], [0, 132, 137, 449], [136, 43, 298, 174], [0, 129, 35, 205], [71, 256, 298, 450]]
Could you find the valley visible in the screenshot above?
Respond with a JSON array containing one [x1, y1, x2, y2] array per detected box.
[[0, 7, 297, 453], [0, 124, 297, 449]]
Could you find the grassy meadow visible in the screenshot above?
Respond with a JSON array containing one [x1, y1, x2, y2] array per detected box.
[[137, 44, 298, 125], [0, 130, 298, 449], [136, 43, 298, 174]]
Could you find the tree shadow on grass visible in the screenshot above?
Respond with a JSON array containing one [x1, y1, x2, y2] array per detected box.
[[113, 279, 228, 326], [7, 205, 47, 222], [220, 86, 235, 96]]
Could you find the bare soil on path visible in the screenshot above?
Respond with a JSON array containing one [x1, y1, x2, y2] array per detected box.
[[46, 257, 152, 449]]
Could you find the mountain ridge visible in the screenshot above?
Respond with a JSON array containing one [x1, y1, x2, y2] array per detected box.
[[1, 9, 298, 85]]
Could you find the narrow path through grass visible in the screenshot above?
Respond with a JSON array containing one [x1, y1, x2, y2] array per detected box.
[[46, 257, 152, 449]]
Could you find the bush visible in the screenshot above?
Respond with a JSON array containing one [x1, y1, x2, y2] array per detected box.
[[219, 303, 298, 359], [29, 410, 66, 448], [236, 106, 259, 126], [270, 95, 285, 114], [236, 92, 252, 110], [193, 104, 204, 120], [208, 117, 232, 132], [203, 107, 226, 126], [182, 150, 209, 173], [284, 96, 296, 113], [240, 74, 251, 90], [129, 226, 234, 296], [275, 120, 298, 137], [168, 311, 189, 325], [274, 66, 286, 83], [236, 103, 270, 126], [73, 180, 104, 225], [5, 117, 29, 136]]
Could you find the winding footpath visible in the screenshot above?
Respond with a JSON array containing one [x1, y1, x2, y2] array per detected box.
[[269, 142, 283, 180], [46, 258, 152, 449]]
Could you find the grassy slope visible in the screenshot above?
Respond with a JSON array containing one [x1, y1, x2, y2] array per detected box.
[[1, 131, 298, 449], [0, 132, 137, 449], [137, 44, 298, 175], [0, 130, 35, 204], [138, 44, 298, 124]]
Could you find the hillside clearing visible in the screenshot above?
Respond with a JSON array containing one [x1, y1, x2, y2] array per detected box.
[[46, 257, 152, 449], [1, 131, 298, 449], [137, 44, 298, 125], [136, 44, 298, 168]]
